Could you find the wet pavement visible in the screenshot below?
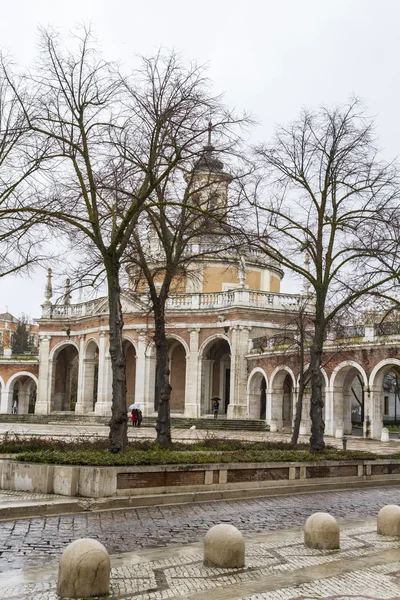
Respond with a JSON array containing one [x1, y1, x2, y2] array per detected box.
[[1, 486, 400, 572]]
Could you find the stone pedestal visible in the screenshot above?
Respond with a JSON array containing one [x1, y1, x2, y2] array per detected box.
[[304, 512, 340, 550], [203, 524, 245, 568], [377, 505, 400, 536], [57, 538, 110, 599]]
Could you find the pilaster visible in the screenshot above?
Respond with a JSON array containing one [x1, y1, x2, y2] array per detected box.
[[95, 331, 112, 416], [35, 335, 52, 414], [227, 325, 251, 419], [184, 328, 201, 417], [75, 335, 86, 414]]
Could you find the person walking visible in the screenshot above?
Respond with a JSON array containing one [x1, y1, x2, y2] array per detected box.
[[212, 397, 220, 419], [131, 408, 137, 427]]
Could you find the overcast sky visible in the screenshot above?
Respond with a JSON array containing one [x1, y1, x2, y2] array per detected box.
[[1, 0, 399, 318]]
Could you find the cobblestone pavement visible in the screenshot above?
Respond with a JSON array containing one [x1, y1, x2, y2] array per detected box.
[[1, 486, 400, 573], [2, 522, 400, 599], [1, 421, 400, 453]]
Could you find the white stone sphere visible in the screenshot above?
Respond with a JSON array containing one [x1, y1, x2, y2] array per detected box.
[[304, 512, 340, 550], [57, 538, 110, 599], [203, 524, 245, 568], [377, 505, 400, 536]]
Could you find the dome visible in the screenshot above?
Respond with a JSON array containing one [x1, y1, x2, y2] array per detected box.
[[194, 144, 224, 173]]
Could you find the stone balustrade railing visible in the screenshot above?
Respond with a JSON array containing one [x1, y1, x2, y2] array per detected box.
[[41, 289, 310, 319]]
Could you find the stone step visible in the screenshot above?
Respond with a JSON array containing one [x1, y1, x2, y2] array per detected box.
[[0, 413, 268, 431]]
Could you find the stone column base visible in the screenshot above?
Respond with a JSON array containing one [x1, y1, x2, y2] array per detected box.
[[184, 404, 200, 418], [299, 421, 310, 435], [34, 401, 50, 415], [94, 401, 112, 416], [227, 404, 247, 419]]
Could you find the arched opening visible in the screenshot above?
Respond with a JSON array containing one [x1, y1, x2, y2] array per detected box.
[[382, 370, 400, 424], [370, 362, 400, 429], [168, 339, 187, 413], [201, 338, 231, 415], [123, 340, 136, 410], [331, 363, 366, 436], [247, 370, 267, 420], [282, 374, 293, 427], [9, 374, 37, 414], [52, 344, 79, 411], [269, 368, 295, 431]]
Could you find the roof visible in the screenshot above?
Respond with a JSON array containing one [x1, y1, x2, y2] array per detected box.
[[0, 312, 19, 323]]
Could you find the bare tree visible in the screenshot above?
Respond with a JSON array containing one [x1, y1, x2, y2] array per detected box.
[[2, 28, 246, 451], [0, 62, 46, 277], [252, 100, 400, 452], [126, 127, 248, 445]]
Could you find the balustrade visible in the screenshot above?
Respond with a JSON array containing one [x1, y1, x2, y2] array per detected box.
[[42, 288, 310, 319]]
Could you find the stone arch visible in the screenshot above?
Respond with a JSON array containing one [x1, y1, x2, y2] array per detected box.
[[51, 342, 79, 412], [123, 339, 137, 409], [121, 334, 138, 355], [166, 333, 190, 358], [49, 339, 80, 361], [369, 358, 400, 430], [200, 335, 231, 415], [167, 337, 187, 413], [198, 334, 231, 359], [369, 358, 400, 389], [247, 368, 268, 420], [268, 366, 296, 431], [5, 372, 38, 414], [330, 361, 368, 436]]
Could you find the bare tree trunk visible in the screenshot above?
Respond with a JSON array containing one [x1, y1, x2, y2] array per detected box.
[[106, 257, 128, 452], [154, 299, 172, 447], [309, 315, 325, 452], [291, 386, 303, 447], [291, 311, 309, 446]]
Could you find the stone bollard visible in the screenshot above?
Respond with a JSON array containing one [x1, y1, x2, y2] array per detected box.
[[381, 427, 390, 442], [57, 538, 110, 599], [377, 505, 400, 536], [203, 524, 245, 568], [304, 512, 340, 550]]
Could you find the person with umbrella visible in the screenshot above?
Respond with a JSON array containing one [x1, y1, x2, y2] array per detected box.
[[128, 403, 142, 427], [211, 397, 220, 419]]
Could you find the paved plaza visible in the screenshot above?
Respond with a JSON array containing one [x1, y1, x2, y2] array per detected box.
[[1, 516, 400, 599], [0, 488, 400, 598], [1, 423, 400, 597]]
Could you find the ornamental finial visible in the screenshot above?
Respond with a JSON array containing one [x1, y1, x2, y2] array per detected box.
[[44, 268, 52, 304]]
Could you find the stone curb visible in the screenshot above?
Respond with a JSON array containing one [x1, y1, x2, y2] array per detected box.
[[1, 476, 400, 521]]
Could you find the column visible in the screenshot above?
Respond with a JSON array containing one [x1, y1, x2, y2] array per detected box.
[[184, 328, 201, 418], [299, 389, 311, 435], [35, 335, 52, 414], [75, 335, 86, 414], [94, 331, 112, 416], [227, 326, 251, 419], [324, 387, 335, 436], [143, 348, 156, 415], [367, 386, 383, 439], [135, 330, 147, 412], [0, 387, 12, 413]]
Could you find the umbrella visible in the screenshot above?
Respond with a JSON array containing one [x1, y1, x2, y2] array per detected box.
[[128, 403, 141, 411]]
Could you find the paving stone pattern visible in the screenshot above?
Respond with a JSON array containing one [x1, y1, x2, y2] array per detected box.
[[2, 524, 400, 599], [1, 486, 400, 572]]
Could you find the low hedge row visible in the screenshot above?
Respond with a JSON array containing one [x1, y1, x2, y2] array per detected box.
[[15, 447, 382, 466]]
